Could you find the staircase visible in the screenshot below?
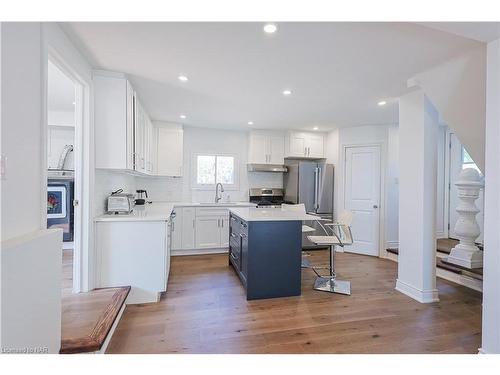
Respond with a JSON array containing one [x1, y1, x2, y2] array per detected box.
[[387, 238, 483, 292]]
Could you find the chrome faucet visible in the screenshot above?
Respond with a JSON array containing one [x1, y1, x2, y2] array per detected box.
[[215, 183, 225, 203]]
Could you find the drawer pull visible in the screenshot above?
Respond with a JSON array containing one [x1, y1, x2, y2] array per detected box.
[[240, 233, 246, 238], [230, 232, 237, 238]]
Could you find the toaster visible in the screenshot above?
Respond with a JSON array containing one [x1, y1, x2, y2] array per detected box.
[[107, 193, 135, 214]]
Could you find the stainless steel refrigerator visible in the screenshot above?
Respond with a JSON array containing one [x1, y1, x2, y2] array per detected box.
[[283, 159, 334, 249]]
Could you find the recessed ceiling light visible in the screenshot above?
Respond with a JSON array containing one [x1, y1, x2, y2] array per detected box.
[[263, 24, 277, 34], [248, 121, 254, 125], [178, 75, 188, 82], [377, 100, 387, 106], [313, 126, 319, 131], [282, 90, 292, 96], [180, 114, 186, 119]]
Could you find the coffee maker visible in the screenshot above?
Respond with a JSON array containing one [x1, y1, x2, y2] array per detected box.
[[135, 189, 149, 205]]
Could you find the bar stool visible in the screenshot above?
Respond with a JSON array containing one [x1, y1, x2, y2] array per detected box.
[[307, 210, 354, 295], [281, 203, 315, 268]]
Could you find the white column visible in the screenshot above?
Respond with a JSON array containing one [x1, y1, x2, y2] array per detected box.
[[396, 89, 439, 303], [481, 38, 500, 354], [447, 168, 484, 268]]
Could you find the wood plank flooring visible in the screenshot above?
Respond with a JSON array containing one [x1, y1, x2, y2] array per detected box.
[[106, 251, 482, 354]]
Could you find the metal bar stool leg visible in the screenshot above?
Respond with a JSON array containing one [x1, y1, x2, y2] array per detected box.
[[313, 244, 351, 295]]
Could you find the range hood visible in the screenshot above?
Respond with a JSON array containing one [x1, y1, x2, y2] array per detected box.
[[247, 163, 288, 173]]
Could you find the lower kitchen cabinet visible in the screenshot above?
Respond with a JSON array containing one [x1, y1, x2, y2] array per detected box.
[[171, 207, 196, 251], [195, 216, 222, 249], [171, 206, 232, 255], [96, 220, 170, 304], [195, 207, 229, 249]]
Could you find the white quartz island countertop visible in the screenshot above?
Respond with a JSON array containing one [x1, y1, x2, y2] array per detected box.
[[229, 207, 320, 222], [95, 202, 256, 222]]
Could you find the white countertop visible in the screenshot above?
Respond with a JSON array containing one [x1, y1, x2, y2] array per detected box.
[[228, 207, 320, 222], [95, 201, 256, 222]]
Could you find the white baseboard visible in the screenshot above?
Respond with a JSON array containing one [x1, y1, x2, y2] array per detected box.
[[395, 279, 440, 303], [171, 248, 228, 256]]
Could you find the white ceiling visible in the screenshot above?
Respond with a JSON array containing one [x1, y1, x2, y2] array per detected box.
[[48, 60, 75, 112], [418, 22, 500, 43], [63, 22, 484, 131]]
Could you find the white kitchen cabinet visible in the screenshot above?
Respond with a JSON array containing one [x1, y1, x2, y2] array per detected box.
[[171, 207, 195, 251], [220, 216, 230, 247], [194, 207, 230, 250], [171, 209, 183, 250], [307, 133, 325, 158], [155, 124, 183, 177], [134, 99, 147, 174], [286, 131, 325, 158], [181, 207, 195, 249], [94, 73, 135, 170], [195, 216, 221, 249], [145, 117, 155, 174], [248, 130, 285, 164], [94, 72, 159, 176], [96, 220, 170, 304]]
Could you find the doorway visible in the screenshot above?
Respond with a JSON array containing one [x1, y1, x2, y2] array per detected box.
[[343, 145, 382, 256], [46, 58, 84, 295]]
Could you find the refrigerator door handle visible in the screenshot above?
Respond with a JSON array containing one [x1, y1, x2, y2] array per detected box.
[[316, 167, 322, 210], [313, 167, 319, 212]]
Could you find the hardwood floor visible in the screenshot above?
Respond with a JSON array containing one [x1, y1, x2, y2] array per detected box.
[[106, 251, 482, 354]]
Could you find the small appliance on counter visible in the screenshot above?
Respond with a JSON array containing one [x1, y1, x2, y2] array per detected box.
[[135, 189, 150, 205], [107, 189, 135, 214]]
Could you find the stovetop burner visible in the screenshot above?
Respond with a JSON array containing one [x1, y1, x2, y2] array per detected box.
[[249, 188, 290, 208]]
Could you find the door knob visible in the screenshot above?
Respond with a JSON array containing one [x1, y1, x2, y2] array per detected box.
[[373, 205, 378, 209]]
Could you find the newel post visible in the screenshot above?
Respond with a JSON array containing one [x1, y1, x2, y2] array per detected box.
[[447, 168, 484, 269]]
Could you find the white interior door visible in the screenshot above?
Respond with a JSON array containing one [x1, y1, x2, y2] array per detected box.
[[344, 145, 381, 256]]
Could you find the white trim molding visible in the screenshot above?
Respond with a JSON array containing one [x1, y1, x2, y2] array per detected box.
[[395, 279, 440, 303]]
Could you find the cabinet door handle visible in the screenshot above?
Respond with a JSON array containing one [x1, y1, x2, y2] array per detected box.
[[240, 233, 246, 238], [231, 232, 236, 238]]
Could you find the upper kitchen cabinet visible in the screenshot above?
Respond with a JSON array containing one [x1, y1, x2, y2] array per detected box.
[[94, 71, 167, 176], [94, 72, 135, 170], [248, 130, 285, 164], [154, 122, 184, 177], [285, 131, 325, 159]]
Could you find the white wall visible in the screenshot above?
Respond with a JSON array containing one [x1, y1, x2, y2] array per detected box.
[[396, 90, 439, 303], [386, 125, 400, 248], [481, 38, 500, 354], [47, 127, 74, 169], [133, 126, 283, 204], [1, 23, 43, 241], [411, 45, 487, 171]]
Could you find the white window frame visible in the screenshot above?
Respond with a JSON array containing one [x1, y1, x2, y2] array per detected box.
[[191, 153, 240, 190]]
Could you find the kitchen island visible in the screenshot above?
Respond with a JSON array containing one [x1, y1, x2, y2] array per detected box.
[[228, 207, 318, 300]]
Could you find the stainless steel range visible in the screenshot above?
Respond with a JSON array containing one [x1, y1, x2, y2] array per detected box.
[[249, 188, 290, 208]]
